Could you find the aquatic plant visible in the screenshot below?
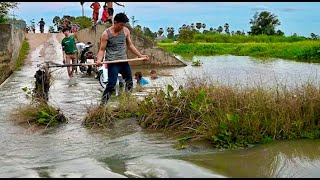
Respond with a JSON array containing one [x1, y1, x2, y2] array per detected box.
[[135, 79, 320, 149]]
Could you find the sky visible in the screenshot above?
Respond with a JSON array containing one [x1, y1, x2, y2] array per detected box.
[[8, 2, 320, 37]]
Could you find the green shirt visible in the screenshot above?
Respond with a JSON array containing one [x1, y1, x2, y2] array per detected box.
[[61, 35, 78, 54]]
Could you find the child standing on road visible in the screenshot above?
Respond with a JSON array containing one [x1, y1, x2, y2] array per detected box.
[[101, 5, 109, 24]]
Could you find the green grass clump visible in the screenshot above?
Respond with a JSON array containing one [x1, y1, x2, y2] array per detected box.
[[135, 79, 320, 149], [12, 100, 67, 128], [15, 38, 30, 70], [83, 93, 140, 128]]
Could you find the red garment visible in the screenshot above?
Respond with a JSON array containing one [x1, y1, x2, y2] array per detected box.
[[91, 2, 100, 13], [101, 9, 109, 22]]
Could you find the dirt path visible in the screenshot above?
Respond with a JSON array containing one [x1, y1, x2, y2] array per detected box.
[[24, 33, 65, 65]]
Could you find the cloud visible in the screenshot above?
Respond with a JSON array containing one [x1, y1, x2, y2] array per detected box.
[[278, 8, 305, 12], [250, 6, 269, 11]]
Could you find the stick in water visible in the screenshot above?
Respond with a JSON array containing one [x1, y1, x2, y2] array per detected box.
[[47, 57, 147, 68]]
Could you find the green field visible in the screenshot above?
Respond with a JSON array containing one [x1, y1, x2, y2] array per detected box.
[[158, 41, 320, 62]]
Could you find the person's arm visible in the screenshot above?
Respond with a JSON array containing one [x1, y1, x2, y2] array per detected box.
[[96, 31, 109, 65], [90, 3, 94, 9], [125, 27, 149, 60], [114, 2, 125, 7]]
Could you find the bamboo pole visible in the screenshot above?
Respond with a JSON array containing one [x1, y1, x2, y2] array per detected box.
[[47, 57, 147, 68]]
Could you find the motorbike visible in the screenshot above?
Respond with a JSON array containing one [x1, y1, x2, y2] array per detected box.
[[97, 64, 125, 96], [79, 44, 99, 77]]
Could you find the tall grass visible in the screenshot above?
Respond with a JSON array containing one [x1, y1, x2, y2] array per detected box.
[[135, 79, 320, 149], [15, 38, 30, 70], [83, 93, 140, 128], [193, 34, 311, 43], [159, 41, 320, 62], [11, 100, 67, 129]]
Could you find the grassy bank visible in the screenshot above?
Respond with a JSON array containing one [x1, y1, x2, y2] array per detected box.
[[158, 41, 320, 62], [136, 80, 320, 149], [16, 38, 30, 70], [192, 34, 310, 43]]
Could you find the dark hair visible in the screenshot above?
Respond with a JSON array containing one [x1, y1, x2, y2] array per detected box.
[[114, 13, 129, 23], [150, 70, 157, 74], [135, 72, 142, 79], [87, 42, 92, 45], [103, 5, 107, 8], [62, 27, 70, 33]]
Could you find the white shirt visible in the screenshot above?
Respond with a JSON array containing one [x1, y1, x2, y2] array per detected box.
[[76, 42, 86, 52]]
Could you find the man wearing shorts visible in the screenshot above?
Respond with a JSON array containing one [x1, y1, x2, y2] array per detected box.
[[61, 28, 78, 78]]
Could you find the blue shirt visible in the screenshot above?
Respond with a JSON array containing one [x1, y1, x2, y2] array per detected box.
[[137, 78, 149, 85]]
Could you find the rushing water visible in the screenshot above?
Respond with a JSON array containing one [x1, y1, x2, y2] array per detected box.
[[1, 34, 320, 177]]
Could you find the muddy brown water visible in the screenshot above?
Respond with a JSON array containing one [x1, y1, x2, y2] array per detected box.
[[1, 33, 320, 178]]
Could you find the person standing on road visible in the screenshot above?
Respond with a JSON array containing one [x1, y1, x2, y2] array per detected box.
[[61, 27, 78, 78], [37, 18, 45, 33], [95, 12, 149, 105], [104, 2, 125, 24], [90, 2, 101, 25]]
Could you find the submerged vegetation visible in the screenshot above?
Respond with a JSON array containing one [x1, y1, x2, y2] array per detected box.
[[83, 93, 140, 129], [12, 100, 67, 128], [135, 80, 320, 149], [84, 77, 320, 149], [11, 64, 67, 130]]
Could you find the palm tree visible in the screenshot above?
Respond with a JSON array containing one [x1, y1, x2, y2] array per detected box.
[[224, 23, 230, 34], [80, 2, 85, 17], [131, 16, 138, 28], [217, 26, 223, 34], [158, 28, 164, 36], [196, 23, 202, 30], [202, 23, 206, 29], [191, 23, 195, 30], [52, 16, 61, 31]]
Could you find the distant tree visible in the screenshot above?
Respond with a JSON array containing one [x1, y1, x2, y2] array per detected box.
[[310, 33, 318, 40], [134, 25, 143, 34], [73, 16, 92, 30], [143, 27, 156, 39], [235, 30, 242, 35], [131, 16, 138, 28], [231, 31, 234, 35], [48, 26, 55, 33], [0, 2, 19, 23], [248, 11, 281, 35], [224, 23, 230, 35], [80, 2, 84, 16], [217, 26, 223, 34], [158, 27, 164, 36], [276, 30, 284, 36], [52, 16, 61, 30], [196, 23, 202, 31], [292, 33, 297, 37], [178, 28, 196, 43], [167, 27, 174, 39]]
